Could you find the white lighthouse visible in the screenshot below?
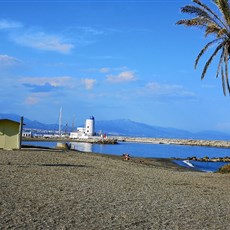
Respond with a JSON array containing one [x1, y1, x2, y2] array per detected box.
[[85, 116, 95, 136], [69, 116, 95, 139]]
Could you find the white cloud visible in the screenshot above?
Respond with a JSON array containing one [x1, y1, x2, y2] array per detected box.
[[25, 96, 40, 105], [19, 76, 75, 88], [0, 19, 23, 30], [0, 19, 110, 53], [0, 54, 21, 66], [81, 66, 127, 73], [81, 78, 96, 90], [0, 18, 74, 53], [24, 92, 50, 105], [146, 82, 182, 93], [76, 26, 105, 35], [99, 67, 110, 73], [106, 71, 136, 83], [145, 81, 196, 98], [12, 31, 74, 54]]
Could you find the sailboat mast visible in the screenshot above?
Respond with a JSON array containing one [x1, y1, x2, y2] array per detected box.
[[59, 107, 62, 136]]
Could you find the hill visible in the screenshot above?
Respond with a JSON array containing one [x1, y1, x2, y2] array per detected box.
[[95, 119, 194, 139], [0, 113, 59, 131]]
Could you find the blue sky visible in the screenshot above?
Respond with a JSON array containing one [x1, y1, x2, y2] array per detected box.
[[1, 0, 230, 133]]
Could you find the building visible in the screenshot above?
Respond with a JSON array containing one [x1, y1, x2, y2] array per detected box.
[[85, 116, 95, 136], [22, 131, 32, 137], [0, 119, 23, 150], [70, 116, 95, 139]]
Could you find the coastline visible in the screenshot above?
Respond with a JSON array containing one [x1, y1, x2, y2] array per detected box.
[[23, 136, 230, 148], [1, 149, 229, 229]]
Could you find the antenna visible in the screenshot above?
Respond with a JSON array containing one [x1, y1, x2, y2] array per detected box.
[[65, 122, 68, 134], [72, 115, 76, 132], [59, 107, 62, 136]]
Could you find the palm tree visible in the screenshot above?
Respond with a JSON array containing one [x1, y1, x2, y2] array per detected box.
[[176, 0, 230, 95]]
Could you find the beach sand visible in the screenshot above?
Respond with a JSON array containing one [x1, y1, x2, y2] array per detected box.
[[0, 149, 230, 229]]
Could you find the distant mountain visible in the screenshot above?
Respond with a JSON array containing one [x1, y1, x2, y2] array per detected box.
[[1, 113, 230, 140], [0, 113, 22, 123], [95, 119, 194, 139], [0, 113, 59, 131], [95, 119, 230, 140]]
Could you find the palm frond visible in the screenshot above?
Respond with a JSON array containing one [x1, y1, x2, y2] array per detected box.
[[224, 44, 230, 92], [181, 5, 217, 24], [177, 17, 213, 27], [214, 0, 230, 26], [205, 23, 223, 37], [181, 5, 210, 17], [216, 48, 225, 78], [193, 0, 228, 29], [221, 67, 227, 95], [201, 42, 225, 79], [217, 28, 228, 36], [195, 39, 221, 68]]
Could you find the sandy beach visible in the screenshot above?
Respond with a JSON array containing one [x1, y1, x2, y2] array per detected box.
[[0, 149, 230, 230]]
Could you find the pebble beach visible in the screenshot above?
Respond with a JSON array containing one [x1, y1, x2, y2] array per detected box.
[[0, 149, 230, 230]]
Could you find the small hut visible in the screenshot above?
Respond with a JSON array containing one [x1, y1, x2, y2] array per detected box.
[[0, 118, 23, 150]]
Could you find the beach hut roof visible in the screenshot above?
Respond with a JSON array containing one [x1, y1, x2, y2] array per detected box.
[[0, 118, 20, 124]]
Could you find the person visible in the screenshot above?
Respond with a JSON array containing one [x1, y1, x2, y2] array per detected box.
[[122, 153, 130, 161]]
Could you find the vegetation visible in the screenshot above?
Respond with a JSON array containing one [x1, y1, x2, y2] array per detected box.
[[218, 164, 230, 173], [176, 0, 230, 95]]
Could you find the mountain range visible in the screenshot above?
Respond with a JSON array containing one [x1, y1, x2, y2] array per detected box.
[[1, 113, 230, 140]]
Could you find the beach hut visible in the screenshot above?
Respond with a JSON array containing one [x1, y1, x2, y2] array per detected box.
[[0, 118, 23, 150]]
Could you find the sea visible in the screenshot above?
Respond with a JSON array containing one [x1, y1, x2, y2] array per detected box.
[[22, 140, 230, 173]]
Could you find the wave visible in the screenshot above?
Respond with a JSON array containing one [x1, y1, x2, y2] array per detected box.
[[182, 160, 194, 168]]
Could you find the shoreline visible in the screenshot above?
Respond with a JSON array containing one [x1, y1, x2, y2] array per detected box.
[[12, 147, 199, 173], [20, 146, 196, 172], [22, 146, 230, 172]]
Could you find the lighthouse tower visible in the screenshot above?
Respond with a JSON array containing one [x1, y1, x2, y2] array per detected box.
[[85, 116, 95, 136]]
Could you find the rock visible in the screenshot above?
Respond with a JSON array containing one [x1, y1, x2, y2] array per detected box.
[[218, 164, 230, 173]]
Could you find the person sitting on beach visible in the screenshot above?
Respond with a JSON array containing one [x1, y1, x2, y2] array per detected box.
[[122, 153, 130, 161]]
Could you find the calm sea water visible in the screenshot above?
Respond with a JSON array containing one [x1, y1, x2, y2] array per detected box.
[[23, 141, 230, 172]]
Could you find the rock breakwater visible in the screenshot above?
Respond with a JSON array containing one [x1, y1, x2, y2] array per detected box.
[[119, 137, 230, 148], [187, 156, 230, 162]]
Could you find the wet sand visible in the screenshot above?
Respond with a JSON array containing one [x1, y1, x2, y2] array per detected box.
[[0, 149, 230, 229]]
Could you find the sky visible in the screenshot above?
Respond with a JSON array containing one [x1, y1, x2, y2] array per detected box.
[[1, 0, 230, 133]]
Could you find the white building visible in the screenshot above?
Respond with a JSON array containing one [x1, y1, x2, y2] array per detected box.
[[69, 132, 88, 139], [85, 116, 95, 136], [22, 131, 32, 137], [77, 127, 85, 133], [70, 116, 95, 139]]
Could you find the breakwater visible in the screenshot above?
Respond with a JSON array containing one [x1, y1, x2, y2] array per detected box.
[[23, 136, 230, 148], [186, 156, 230, 162], [118, 137, 230, 148]]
